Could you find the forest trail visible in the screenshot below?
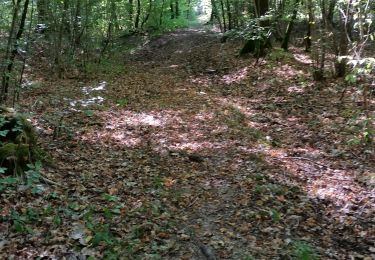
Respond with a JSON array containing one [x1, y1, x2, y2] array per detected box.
[[4, 28, 375, 259]]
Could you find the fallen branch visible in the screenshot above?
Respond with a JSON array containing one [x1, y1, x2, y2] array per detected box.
[[40, 174, 64, 188]]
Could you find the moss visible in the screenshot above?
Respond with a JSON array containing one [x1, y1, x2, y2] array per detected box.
[[0, 109, 40, 175], [0, 143, 29, 159]]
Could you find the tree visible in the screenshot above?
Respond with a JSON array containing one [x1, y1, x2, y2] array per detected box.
[[281, 0, 300, 51], [1, 0, 29, 103]]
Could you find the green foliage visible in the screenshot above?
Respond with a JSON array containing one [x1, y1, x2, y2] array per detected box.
[[0, 112, 40, 176], [291, 241, 318, 260], [270, 209, 281, 223], [91, 224, 115, 246], [25, 161, 43, 193], [116, 98, 128, 107], [347, 115, 374, 147], [237, 20, 272, 57], [84, 59, 124, 78], [268, 48, 294, 62], [83, 110, 95, 117]]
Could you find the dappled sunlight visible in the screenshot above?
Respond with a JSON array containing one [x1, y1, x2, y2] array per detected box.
[[189, 66, 251, 87], [221, 67, 249, 84], [67, 96, 105, 109], [5, 8, 374, 259], [163, 140, 230, 151], [274, 64, 304, 80], [79, 108, 239, 151], [261, 146, 373, 212], [82, 81, 107, 94], [64, 81, 107, 111], [287, 84, 306, 93], [293, 53, 313, 64], [190, 75, 213, 87]]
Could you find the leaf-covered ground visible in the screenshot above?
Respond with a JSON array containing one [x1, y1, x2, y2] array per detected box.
[[1, 28, 374, 259]]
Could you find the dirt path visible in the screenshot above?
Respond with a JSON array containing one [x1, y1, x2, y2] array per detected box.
[[2, 28, 374, 259]]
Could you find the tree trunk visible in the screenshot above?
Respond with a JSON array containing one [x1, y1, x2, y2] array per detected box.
[[73, 0, 82, 47], [175, 0, 179, 18], [141, 0, 153, 28], [128, 0, 134, 25], [159, 0, 165, 25], [254, 0, 268, 17], [305, 0, 313, 51], [281, 0, 300, 51], [1, 0, 29, 103], [219, 0, 227, 31], [313, 0, 328, 81], [239, 0, 269, 56], [211, 0, 223, 31], [335, 1, 349, 77], [170, 2, 174, 19], [135, 0, 141, 28], [225, 0, 232, 30]]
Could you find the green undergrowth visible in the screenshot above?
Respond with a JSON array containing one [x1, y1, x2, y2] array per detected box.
[[84, 59, 125, 79], [0, 108, 44, 175]]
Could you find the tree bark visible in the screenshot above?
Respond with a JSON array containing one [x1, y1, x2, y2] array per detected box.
[[135, 0, 141, 28], [159, 0, 165, 25], [281, 0, 300, 51], [219, 0, 227, 31], [254, 0, 268, 17], [170, 2, 174, 19], [175, 0, 179, 18], [225, 0, 232, 30], [128, 0, 134, 25], [305, 0, 313, 51], [141, 0, 153, 28], [211, 0, 223, 31], [1, 0, 28, 102]]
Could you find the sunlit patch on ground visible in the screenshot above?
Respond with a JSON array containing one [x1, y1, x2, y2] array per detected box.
[[274, 64, 304, 80], [293, 53, 313, 64], [221, 67, 249, 84], [287, 84, 306, 93]]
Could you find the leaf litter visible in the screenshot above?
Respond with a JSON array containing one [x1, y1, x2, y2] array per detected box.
[[1, 28, 374, 259]]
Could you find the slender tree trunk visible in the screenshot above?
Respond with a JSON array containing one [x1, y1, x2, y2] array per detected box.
[[219, 0, 227, 31], [335, 0, 349, 77], [175, 0, 179, 18], [135, 0, 141, 28], [141, 0, 153, 28], [1, 0, 28, 102], [14, 0, 34, 105], [73, 0, 82, 47], [128, 0, 134, 25], [281, 0, 300, 51], [55, 1, 68, 78], [211, 0, 223, 31], [226, 0, 232, 30], [159, 0, 165, 25], [62, 0, 70, 38], [170, 2, 174, 19], [305, 0, 313, 51], [313, 0, 328, 81], [233, 0, 239, 28]]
